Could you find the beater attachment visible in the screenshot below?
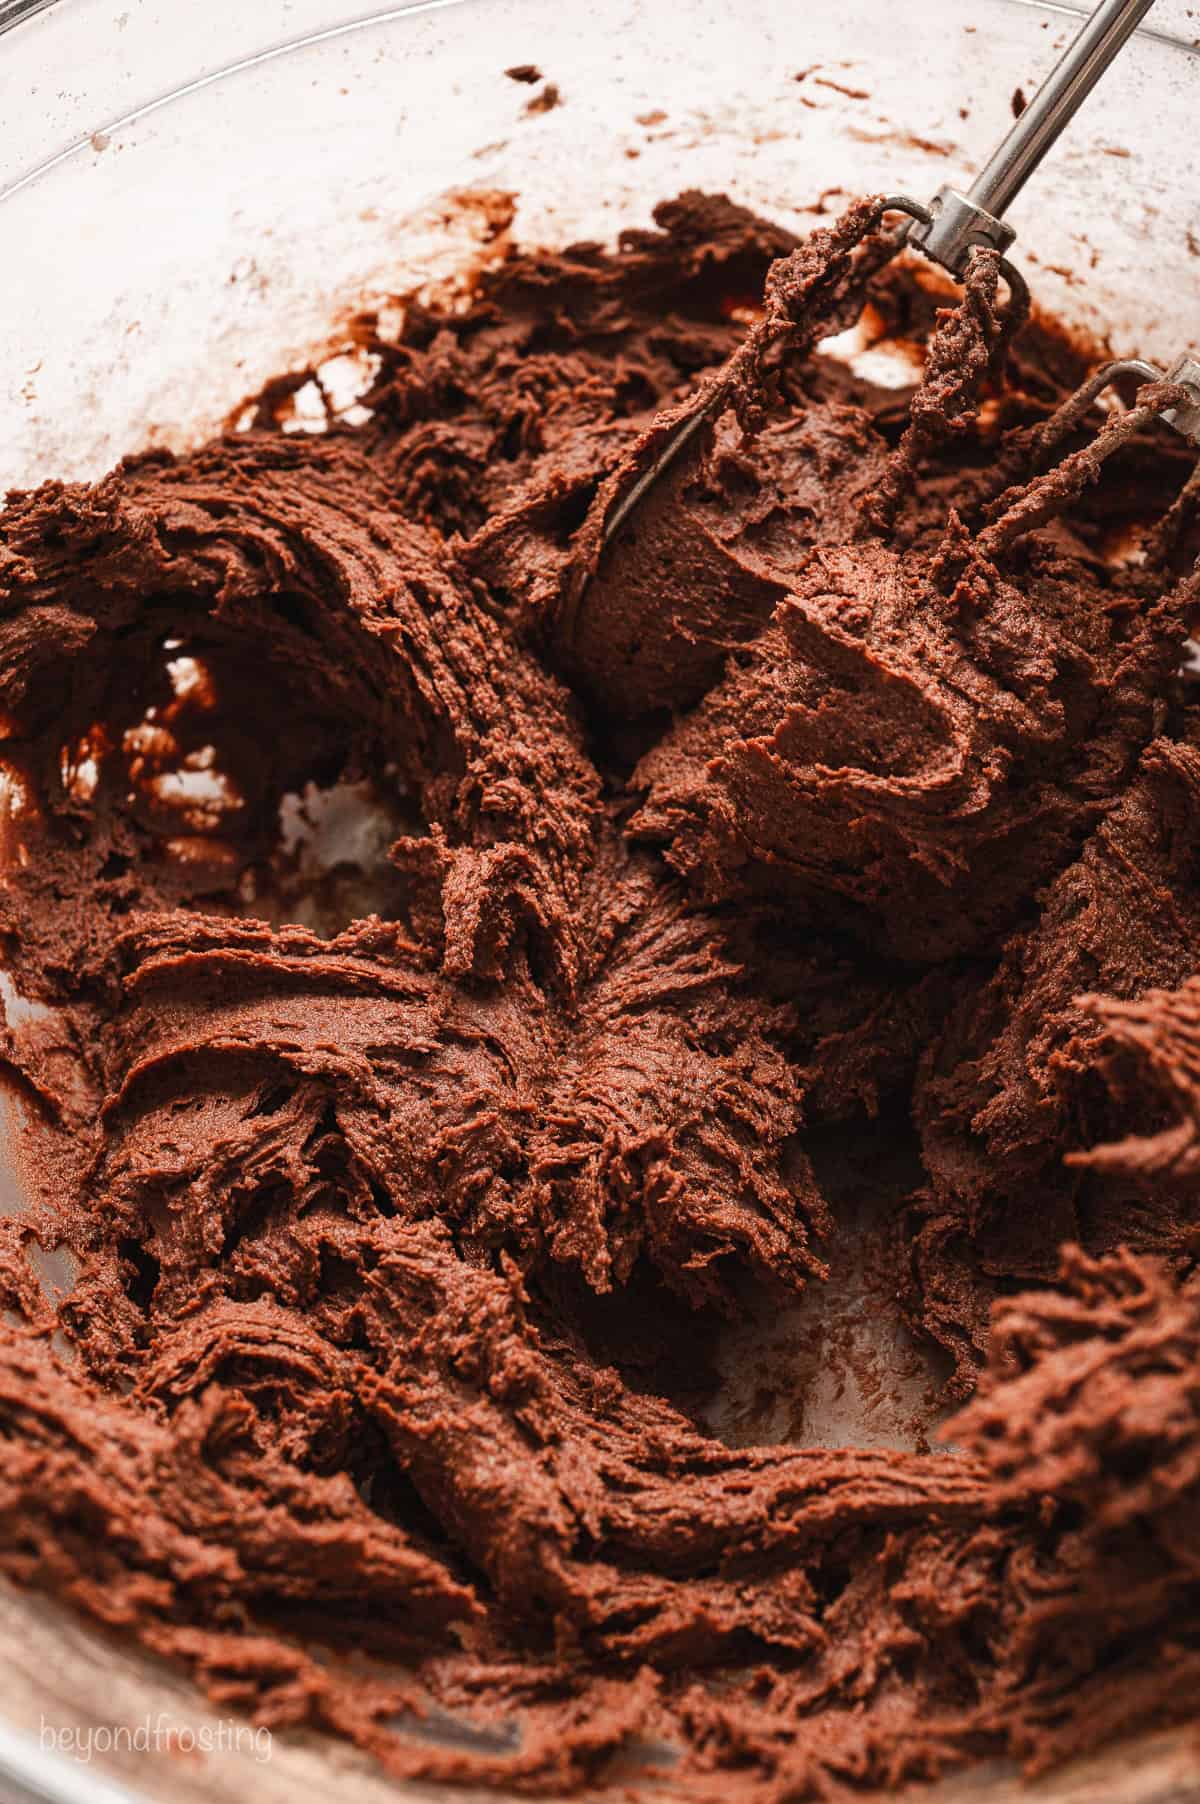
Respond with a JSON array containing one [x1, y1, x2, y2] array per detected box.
[[977, 357, 1200, 563]]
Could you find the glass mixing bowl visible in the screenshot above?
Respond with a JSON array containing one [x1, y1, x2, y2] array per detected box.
[[1, 2, 1199, 1801]]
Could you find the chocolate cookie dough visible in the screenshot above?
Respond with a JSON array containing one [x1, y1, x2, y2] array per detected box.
[[1, 191, 1199, 1800]]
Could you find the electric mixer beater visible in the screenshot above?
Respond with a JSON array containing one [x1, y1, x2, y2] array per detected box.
[[563, 0, 1200, 633]]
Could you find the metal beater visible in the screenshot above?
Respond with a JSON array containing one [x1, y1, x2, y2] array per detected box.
[[580, 0, 1200, 591]]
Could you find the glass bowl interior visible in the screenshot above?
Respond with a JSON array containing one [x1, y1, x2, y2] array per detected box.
[[3, 0, 1200, 489], [1, 3, 1200, 1801]]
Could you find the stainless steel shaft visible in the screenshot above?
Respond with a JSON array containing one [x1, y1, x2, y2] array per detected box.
[[968, 0, 1157, 218], [904, 0, 1156, 276]]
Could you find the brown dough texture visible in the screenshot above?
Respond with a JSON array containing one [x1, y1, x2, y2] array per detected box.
[[1, 191, 1200, 1799]]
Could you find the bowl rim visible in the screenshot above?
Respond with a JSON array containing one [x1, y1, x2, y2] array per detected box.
[[1, 0, 1198, 209]]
